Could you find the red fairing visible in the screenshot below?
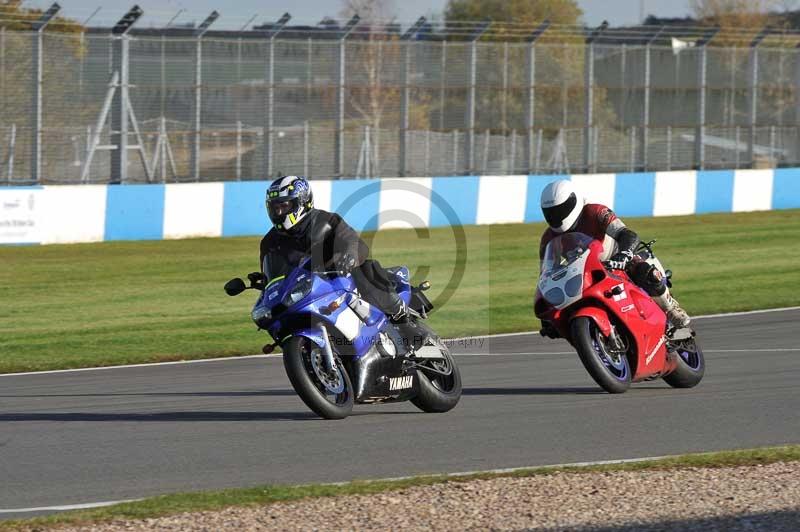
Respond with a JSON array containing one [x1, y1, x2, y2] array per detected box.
[[535, 240, 676, 381]]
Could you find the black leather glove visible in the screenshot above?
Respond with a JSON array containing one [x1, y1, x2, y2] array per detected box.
[[247, 271, 267, 290], [335, 253, 357, 275], [604, 250, 634, 271]]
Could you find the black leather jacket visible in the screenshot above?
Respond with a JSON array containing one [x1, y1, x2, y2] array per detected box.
[[259, 209, 369, 280]]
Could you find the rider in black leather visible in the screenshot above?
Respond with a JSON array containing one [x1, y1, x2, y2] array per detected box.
[[258, 176, 407, 320]]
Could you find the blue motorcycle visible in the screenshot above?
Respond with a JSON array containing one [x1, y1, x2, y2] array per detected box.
[[224, 258, 462, 419]]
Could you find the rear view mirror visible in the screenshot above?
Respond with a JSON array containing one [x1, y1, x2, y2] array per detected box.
[[224, 278, 247, 296]]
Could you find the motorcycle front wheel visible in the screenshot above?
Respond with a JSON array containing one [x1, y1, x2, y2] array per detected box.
[[283, 336, 354, 419], [571, 317, 631, 393]]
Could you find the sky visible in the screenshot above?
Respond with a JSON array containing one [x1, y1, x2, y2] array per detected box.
[[23, 0, 695, 29]]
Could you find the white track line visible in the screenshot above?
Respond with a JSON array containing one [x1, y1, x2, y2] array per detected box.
[[0, 355, 280, 378], [455, 348, 800, 357], [0, 499, 142, 514], [691, 305, 800, 320], [450, 305, 800, 341], [2, 306, 798, 378]]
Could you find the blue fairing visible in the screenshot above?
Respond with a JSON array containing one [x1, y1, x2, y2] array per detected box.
[[251, 258, 405, 359]]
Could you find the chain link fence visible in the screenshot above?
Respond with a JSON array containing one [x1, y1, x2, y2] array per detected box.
[[1, 25, 800, 184]]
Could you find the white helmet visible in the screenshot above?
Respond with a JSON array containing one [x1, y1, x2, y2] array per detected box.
[[540, 180, 583, 233]]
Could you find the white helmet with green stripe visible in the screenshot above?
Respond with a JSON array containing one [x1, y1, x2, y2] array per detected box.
[[266, 175, 314, 232]]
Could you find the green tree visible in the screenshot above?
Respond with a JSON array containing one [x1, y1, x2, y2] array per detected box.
[[441, 0, 598, 136], [445, 0, 582, 28]]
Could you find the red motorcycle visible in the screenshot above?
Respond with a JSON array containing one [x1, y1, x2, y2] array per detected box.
[[534, 232, 705, 393]]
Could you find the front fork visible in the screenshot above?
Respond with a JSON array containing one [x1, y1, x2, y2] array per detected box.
[[317, 324, 335, 372]]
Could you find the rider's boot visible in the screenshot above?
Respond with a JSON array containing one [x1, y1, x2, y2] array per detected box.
[[653, 291, 691, 328]]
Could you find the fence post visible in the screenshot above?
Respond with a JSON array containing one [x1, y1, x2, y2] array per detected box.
[[7, 123, 16, 182], [535, 129, 543, 174], [191, 11, 219, 182], [263, 13, 290, 179], [439, 40, 446, 130], [583, 22, 607, 174], [695, 27, 719, 170], [735, 125, 741, 168], [501, 41, 509, 132], [666, 125, 672, 171], [525, 21, 550, 174], [747, 26, 770, 168], [108, 6, 142, 185], [425, 129, 431, 175], [235, 120, 242, 180], [465, 20, 490, 175], [303, 120, 309, 177], [30, 4, 60, 184], [509, 129, 517, 174], [452, 130, 459, 173], [399, 17, 426, 177], [482, 129, 490, 173], [769, 125, 776, 164], [1, 27, 5, 116], [642, 27, 665, 172], [334, 15, 360, 178]]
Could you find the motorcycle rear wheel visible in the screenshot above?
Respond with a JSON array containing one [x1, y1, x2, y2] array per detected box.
[[283, 336, 354, 420], [571, 317, 631, 394], [410, 341, 462, 413], [663, 336, 705, 388]]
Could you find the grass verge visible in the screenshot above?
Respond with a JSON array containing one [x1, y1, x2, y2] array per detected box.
[[3, 445, 799, 530], [1, 210, 799, 373]]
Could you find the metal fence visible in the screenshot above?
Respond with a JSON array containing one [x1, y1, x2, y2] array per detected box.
[[2, 16, 800, 184]]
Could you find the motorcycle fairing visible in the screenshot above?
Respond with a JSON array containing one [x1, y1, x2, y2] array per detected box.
[[580, 281, 673, 380], [537, 249, 590, 311], [352, 346, 419, 402]]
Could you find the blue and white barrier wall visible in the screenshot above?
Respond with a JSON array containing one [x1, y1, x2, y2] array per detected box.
[[1, 169, 798, 245]]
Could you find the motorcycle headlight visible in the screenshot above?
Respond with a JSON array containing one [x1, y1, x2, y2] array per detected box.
[[250, 306, 272, 327], [282, 276, 314, 307], [564, 275, 583, 297], [544, 287, 566, 307]]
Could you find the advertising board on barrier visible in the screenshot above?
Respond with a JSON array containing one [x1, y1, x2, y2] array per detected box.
[[0, 188, 42, 244]]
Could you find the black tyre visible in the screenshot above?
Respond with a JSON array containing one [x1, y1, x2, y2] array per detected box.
[[282, 336, 354, 420], [571, 317, 631, 394], [663, 336, 705, 388], [410, 340, 462, 413]]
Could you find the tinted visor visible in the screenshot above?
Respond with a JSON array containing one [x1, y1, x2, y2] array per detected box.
[[542, 192, 577, 228], [267, 197, 298, 224]]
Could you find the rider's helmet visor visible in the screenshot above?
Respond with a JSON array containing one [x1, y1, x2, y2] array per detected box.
[[543, 192, 577, 228]]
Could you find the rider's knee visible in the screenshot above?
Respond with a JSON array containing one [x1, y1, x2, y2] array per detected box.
[[630, 261, 666, 296]]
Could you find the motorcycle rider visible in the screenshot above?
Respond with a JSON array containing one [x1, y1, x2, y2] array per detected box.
[[255, 175, 408, 321], [538, 179, 690, 331]]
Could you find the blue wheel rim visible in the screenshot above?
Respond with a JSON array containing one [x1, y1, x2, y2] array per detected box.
[[676, 339, 702, 370], [592, 333, 629, 382]]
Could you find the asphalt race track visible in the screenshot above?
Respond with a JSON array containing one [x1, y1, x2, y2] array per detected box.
[[1, 308, 798, 519]]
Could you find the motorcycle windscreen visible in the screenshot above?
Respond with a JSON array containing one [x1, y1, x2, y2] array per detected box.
[[538, 232, 593, 309]]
